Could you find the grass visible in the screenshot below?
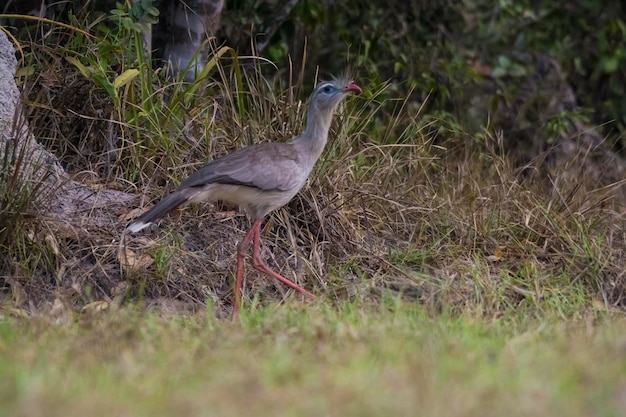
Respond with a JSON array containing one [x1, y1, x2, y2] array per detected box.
[[1, 302, 626, 417], [1, 7, 626, 416]]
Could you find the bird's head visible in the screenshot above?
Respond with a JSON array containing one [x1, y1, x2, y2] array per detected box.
[[309, 77, 362, 111]]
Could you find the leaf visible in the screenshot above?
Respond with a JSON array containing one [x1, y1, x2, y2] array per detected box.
[[65, 56, 90, 79], [118, 247, 154, 270], [141, 0, 154, 9], [8, 307, 29, 318], [601, 56, 619, 74], [143, 9, 159, 24], [146, 6, 160, 18], [118, 206, 151, 221], [15, 66, 35, 78], [183, 46, 233, 105], [486, 248, 503, 262], [113, 69, 140, 89], [111, 282, 130, 297], [121, 17, 135, 30], [82, 300, 109, 313], [129, 2, 143, 22], [44, 233, 60, 256], [95, 73, 114, 92], [491, 67, 506, 79]]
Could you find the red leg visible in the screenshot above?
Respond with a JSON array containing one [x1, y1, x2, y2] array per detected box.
[[233, 223, 256, 320], [250, 219, 315, 300]]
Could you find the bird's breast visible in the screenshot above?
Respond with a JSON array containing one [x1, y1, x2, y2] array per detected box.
[[197, 182, 302, 219]]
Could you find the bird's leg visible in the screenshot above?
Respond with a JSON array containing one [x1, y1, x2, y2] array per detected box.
[[250, 219, 316, 300], [233, 222, 256, 319]]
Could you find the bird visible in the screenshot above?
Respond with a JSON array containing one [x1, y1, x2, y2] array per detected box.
[[126, 76, 362, 317]]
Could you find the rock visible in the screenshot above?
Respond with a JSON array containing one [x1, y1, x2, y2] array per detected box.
[[0, 29, 20, 124], [0, 30, 133, 227]]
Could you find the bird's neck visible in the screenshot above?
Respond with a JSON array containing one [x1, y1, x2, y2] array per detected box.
[[296, 102, 336, 160]]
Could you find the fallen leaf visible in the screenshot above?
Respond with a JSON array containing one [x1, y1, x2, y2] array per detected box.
[[111, 281, 130, 297], [45, 233, 60, 256], [8, 307, 29, 318], [50, 297, 71, 320], [215, 210, 238, 220], [486, 248, 504, 262], [118, 247, 154, 270], [6, 277, 27, 307], [118, 206, 151, 221], [82, 300, 109, 313]]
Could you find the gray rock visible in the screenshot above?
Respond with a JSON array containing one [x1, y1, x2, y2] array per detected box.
[[0, 29, 20, 124], [0, 29, 133, 226]]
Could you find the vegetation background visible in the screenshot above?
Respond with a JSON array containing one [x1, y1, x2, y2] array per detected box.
[[0, 1, 626, 415]]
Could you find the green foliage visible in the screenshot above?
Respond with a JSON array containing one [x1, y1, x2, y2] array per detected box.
[[64, 55, 139, 108], [126, 0, 159, 27], [4, 2, 241, 182], [227, 0, 626, 146]]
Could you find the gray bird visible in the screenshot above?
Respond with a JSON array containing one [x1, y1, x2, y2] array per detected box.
[[127, 77, 362, 316]]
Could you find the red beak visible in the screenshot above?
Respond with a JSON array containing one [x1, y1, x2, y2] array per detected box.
[[344, 83, 362, 94]]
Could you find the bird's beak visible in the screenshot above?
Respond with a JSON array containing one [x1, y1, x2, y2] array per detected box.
[[344, 83, 362, 94]]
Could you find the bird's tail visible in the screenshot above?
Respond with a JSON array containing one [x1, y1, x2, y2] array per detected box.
[[127, 191, 189, 233]]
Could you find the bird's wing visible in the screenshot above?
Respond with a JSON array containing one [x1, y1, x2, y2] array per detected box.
[[179, 142, 305, 192]]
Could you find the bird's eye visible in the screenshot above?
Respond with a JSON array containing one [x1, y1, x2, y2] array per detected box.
[[322, 85, 332, 93]]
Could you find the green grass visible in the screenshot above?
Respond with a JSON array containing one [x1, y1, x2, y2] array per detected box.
[[1, 302, 625, 417]]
